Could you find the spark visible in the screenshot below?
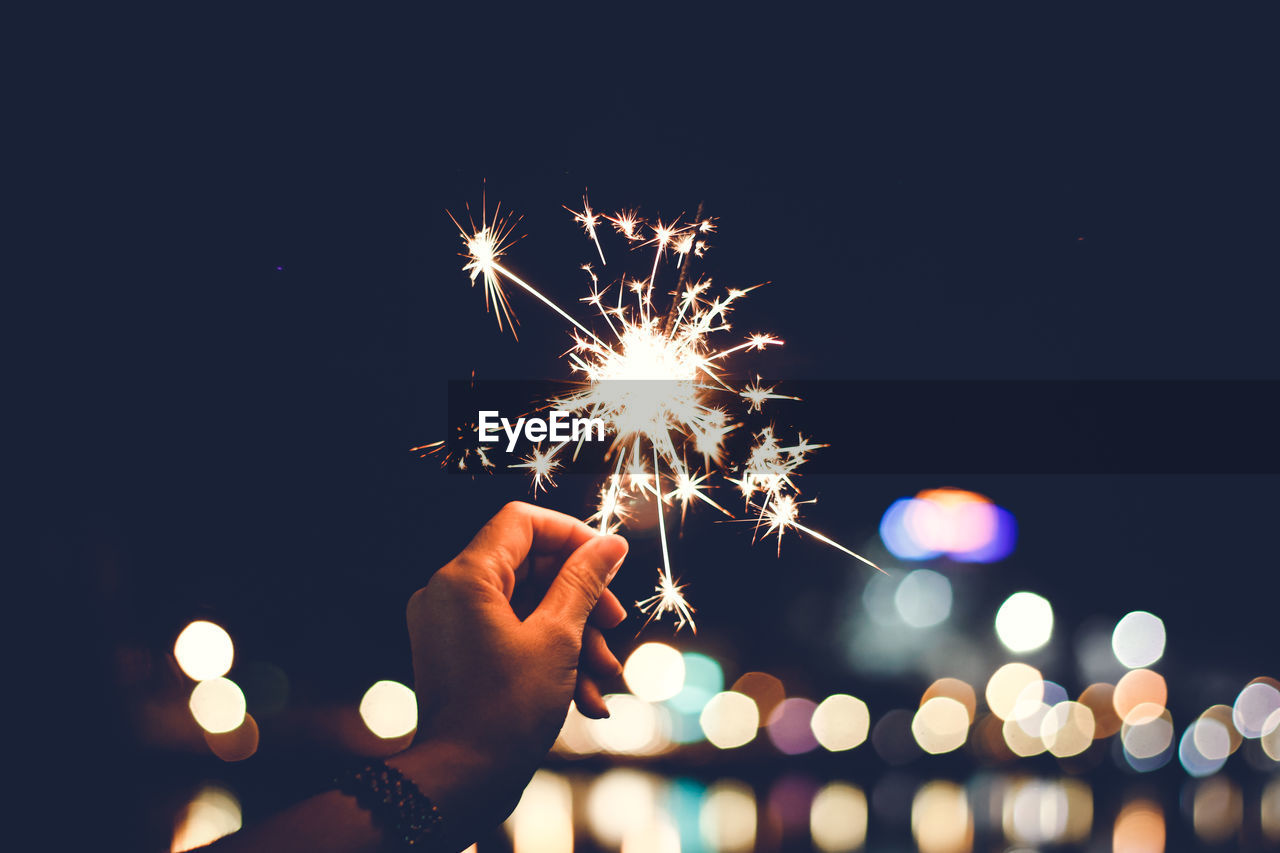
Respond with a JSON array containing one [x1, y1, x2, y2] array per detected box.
[[565, 192, 606, 266], [444, 193, 882, 632], [740, 377, 801, 413], [510, 444, 561, 495], [606, 209, 643, 241]]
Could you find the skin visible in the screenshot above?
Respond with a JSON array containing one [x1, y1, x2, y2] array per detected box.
[[207, 502, 630, 852]]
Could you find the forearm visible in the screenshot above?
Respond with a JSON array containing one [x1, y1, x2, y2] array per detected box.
[[204, 740, 490, 853]]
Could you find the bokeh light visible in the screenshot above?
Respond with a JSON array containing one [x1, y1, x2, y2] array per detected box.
[[985, 663, 1042, 721], [1262, 708, 1280, 761], [1002, 778, 1079, 845], [1002, 713, 1046, 757], [507, 770, 572, 853], [809, 782, 866, 852], [910, 780, 972, 853], [203, 712, 259, 762], [766, 697, 819, 755], [700, 780, 755, 853], [188, 677, 246, 734], [359, 680, 417, 739], [911, 696, 970, 754], [879, 498, 941, 560], [668, 652, 723, 715], [1112, 799, 1164, 853], [1121, 706, 1174, 770], [1263, 777, 1280, 843], [1179, 718, 1229, 777], [894, 569, 953, 628], [171, 784, 242, 852], [1199, 704, 1243, 756], [699, 691, 759, 750], [921, 678, 977, 724], [871, 708, 922, 765], [1111, 611, 1165, 669], [174, 620, 234, 682], [1232, 678, 1280, 738], [1190, 777, 1241, 844], [586, 769, 659, 848], [1078, 682, 1122, 738], [554, 702, 599, 755], [810, 694, 870, 752], [994, 592, 1053, 653], [729, 672, 784, 725], [879, 489, 1016, 563], [592, 694, 669, 755], [1041, 701, 1095, 758], [1113, 669, 1167, 723], [623, 643, 685, 702]]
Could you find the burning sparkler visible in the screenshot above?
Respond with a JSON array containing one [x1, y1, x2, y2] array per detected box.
[[444, 193, 882, 632]]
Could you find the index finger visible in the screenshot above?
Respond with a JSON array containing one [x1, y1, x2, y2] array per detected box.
[[453, 501, 600, 598]]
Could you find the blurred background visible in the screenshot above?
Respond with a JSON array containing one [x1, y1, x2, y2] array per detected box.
[[30, 7, 1278, 852]]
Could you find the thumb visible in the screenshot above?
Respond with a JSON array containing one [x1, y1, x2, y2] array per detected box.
[[535, 534, 629, 632]]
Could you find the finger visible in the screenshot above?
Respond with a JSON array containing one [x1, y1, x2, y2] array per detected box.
[[453, 501, 599, 599], [574, 674, 610, 719], [534, 534, 629, 634], [581, 626, 623, 679], [588, 588, 627, 629]]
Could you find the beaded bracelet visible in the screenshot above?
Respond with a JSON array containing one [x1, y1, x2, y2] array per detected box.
[[335, 760, 444, 849]]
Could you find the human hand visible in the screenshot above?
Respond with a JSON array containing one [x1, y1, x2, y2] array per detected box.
[[394, 502, 630, 842]]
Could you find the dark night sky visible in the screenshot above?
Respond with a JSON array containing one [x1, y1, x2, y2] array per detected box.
[[30, 7, 1278, 818]]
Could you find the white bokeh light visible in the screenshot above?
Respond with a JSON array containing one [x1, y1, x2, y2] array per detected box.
[[995, 591, 1054, 653], [623, 643, 685, 702], [1111, 611, 1166, 669], [894, 569, 953, 628]]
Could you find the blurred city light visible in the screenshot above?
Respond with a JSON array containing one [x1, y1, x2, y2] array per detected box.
[[587, 769, 660, 847], [1078, 682, 1122, 738], [921, 678, 977, 723], [766, 697, 819, 754], [809, 782, 866, 853], [910, 780, 972, 853], [1111, 610, 1166, 669], [592, 694, 669, 755], [171, 784, 242, 852], [1041, 701, 1095, 758], [1232, 678, 1280, 738], [894, 569, 952, 628], [506, 770, 572, 853], [188, 677, 246, 734], [700, 780, 755, 853], [985, 663, 1042, 721], [668, 652, 723, 715], [994, 592, 1053, 653], [699, 691, 759, 749], [174, 620, 234, 682], [1190, 777, 1242, 844], [1113, 669, 1167, 723], [358, 680, 417, 739], [203, 712, 259, 762], [810, 693, 870, 752], [912, 696, 970, 754], [1112, 799, 1164, 852], [729, 672, 784, 725], [624, 643, 685, 702], [1179, 718, 1229, 777], [553, 702, 599, 755], [879, 489, 1016, 563]]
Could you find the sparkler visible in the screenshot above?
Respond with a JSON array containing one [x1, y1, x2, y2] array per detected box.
[[444, 193, 882, 632]]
